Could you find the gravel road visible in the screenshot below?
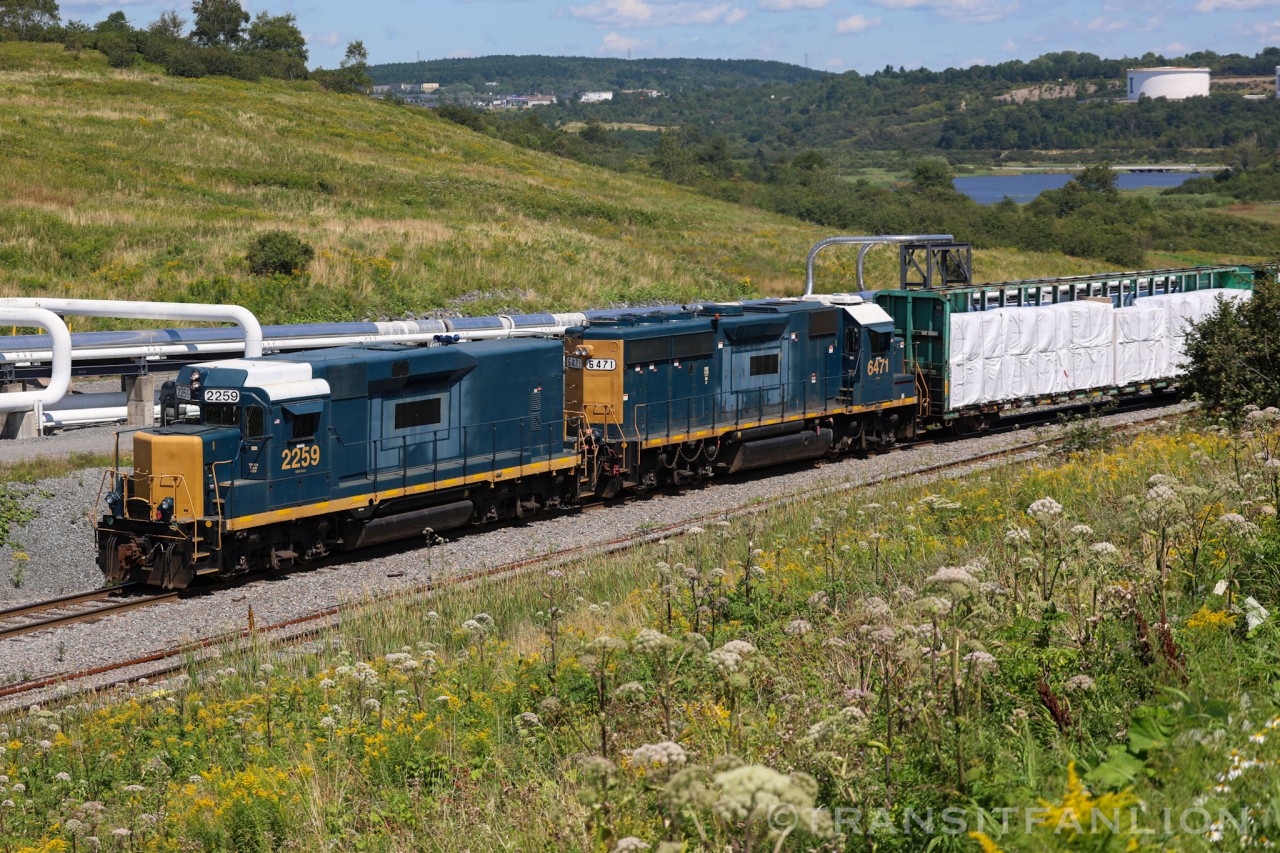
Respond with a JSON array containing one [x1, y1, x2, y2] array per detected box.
[[0, 402, 1191, 701]]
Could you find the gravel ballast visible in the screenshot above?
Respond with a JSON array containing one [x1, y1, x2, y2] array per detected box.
[[0, 403, 1191, 696]]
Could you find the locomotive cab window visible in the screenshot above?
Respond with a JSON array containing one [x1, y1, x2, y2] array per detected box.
[[283, 402, 323, 443], [868, 330, 892, 354], [844, 328, 860, 356], [245, 406, 266, 438], [202, 404, 238, 427]]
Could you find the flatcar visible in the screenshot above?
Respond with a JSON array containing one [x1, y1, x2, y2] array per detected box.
[[94, 243, 1272, 589]]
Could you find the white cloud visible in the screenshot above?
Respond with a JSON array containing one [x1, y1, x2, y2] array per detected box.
[[871, 0, 1020, 24], [962, 57, 989, 67], [447, 49, 479, 58], [567, 0, 749, 27], [1196, 0, 1277, 10], [599, 32, 653, 52], [758, 0, 830, 9], [1078, 14, 1160, 34], [1244, 18, 1280, 39], [1083, 16, 1126, 32], [1163, 42, 1189, 54], [307, 31, 342, 47], [835, 13, 882, 33], [1001, 37, 1019, 53]]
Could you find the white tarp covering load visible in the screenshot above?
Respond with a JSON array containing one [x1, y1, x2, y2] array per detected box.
[[947, 288, 1251, 409], [948, 299, 1113, 409], [1114, 289, 1252, 385]]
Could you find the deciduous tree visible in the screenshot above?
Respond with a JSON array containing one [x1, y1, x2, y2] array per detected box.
[[0, 0, 60, 38], [243, 12, 306, 62], [190, 0, 247, 47], [147, 10, 185, 39], [1184, 274, 1280, 417]]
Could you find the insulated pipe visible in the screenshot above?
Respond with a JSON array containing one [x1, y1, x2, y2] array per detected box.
[[0, 307, 70, 415], [0, 298, 264, 359], [0, 313, 593, 365], [804, 234, 954, 296]]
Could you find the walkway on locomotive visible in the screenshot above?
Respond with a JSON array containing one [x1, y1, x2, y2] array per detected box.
[[137, 338, 578, 532], [564, 297, 917, 450]]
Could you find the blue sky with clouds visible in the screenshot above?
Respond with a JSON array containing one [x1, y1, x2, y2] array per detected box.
[[58, 0, 1280, 73]]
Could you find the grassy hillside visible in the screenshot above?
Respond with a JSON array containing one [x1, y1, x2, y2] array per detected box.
[[0, 43, 832, 325], [0, 43, 1193, 329]]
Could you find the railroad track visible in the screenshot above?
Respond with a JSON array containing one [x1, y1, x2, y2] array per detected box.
[[0, 403, 1188, 706], [0, 584, 181, 642]]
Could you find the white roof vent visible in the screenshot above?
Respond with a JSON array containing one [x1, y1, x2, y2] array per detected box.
[[802, 293, 865, 306]]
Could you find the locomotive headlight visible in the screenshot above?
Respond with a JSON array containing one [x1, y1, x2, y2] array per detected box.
[[105, 490, 123, 518], [575, 345, 593, 357], [155, 497, 175, 523]]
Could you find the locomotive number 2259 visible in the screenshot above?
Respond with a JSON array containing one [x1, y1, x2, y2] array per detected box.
[[282, 445, 321, 470]]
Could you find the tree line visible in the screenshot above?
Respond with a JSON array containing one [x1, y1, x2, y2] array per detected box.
[[515, 48, 1280, 167], [0, 0, 371, 91], [372, 55, 828, 96]]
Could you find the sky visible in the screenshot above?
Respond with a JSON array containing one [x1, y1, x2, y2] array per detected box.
[[57, 0, 1280, 74]]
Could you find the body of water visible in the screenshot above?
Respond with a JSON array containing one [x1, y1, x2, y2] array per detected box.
[[953, 171, 1208, 205]]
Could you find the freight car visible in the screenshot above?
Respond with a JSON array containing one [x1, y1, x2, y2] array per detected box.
[[94, 241, 1270, 589]]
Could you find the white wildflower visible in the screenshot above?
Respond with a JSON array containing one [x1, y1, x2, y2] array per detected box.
[[631, 741, 687, 774], [1064, 675, 1096, 692], [613, 681, 647, 703], [926, 566, 977, 588], [632, 628, 673, 654], [720, 639, 756, 656], [1005, 526, 1032, 545], [1219, 512, 1261, 536], [1027, 497, 1064, 520], [784, 618, 813, 636], [963, 650, 999, 674]]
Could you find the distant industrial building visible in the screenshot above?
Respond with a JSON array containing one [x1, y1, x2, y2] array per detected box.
[[1276, 65, 1279, 98], [580, 91, 613, 103], [1126, 67, 1210, 101]]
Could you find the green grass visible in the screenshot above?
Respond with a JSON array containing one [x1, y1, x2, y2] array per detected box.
[[5, 418, 1280, 850], [0, 43, 836, 325], [0, 451, 124, 484]]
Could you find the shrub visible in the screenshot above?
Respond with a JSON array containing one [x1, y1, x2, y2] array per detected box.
[[245, 230, 314, 277]]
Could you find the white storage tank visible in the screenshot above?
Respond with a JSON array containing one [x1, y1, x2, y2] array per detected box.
[[1275, 65, 1279, 98], [1126, 67, 1210, 101]]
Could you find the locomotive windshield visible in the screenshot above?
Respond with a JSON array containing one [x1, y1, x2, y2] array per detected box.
[[202, 403, 239, 426]]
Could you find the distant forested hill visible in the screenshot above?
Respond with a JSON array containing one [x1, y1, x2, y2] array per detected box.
[[369, 55, 828, 95], [386, 49, 1280, 166]]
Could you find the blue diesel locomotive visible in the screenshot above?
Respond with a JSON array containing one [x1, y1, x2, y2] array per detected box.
[[96, 295, 912, 588]]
